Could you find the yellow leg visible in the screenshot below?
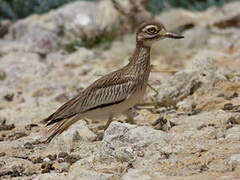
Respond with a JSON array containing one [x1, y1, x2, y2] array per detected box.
[[124, 108, 135, 124], [104, 115, 113, 130]]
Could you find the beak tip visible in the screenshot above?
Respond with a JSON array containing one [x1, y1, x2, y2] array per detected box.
[[178, 35, 184, 39], [166, 32, 184, 39]]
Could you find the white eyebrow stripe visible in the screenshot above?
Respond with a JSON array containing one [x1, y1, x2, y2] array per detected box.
[[142, 25, 158, 32]]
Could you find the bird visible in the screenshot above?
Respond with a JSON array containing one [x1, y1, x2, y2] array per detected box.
[[42, 21, 184, 143]]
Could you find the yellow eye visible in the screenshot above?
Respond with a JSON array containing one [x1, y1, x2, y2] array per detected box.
[[147, 27, 157, 34]]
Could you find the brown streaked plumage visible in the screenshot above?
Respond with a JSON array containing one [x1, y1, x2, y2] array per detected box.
[[42, 21, 184, 143]]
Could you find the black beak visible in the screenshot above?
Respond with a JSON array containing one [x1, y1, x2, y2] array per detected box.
[[165, 32, 184, 39]]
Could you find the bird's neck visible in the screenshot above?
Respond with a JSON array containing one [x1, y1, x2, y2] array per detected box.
[[128, 42, 151, 67]]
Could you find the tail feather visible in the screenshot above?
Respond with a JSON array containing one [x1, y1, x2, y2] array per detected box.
[[40, 113, 55, 124], [41, 112, 77, 127], [44, 115, 80, 143]]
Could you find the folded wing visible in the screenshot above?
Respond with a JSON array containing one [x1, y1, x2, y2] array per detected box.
[[42, 72, 136, 127]]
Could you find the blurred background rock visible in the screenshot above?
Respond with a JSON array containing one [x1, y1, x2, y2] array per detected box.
[[0, 0, 237, 21]]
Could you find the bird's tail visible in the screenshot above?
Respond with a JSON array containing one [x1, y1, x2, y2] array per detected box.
[[44, 115, 79, 143]]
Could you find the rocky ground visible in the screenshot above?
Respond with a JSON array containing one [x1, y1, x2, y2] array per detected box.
[[0, 0, 240, 179]]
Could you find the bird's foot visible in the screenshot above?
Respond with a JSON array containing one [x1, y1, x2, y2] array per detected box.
[[95, 131, 104, 141], [125, 118, 135, 124]]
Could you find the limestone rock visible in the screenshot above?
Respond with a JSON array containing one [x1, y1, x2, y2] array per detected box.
[[100, 122, 170, 162], [155, 53, 225, 106], [6, 0, 121, 54]]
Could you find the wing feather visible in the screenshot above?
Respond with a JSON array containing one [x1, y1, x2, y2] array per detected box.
[[42, 72, 136, 126]]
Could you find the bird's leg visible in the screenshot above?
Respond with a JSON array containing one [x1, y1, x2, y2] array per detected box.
[[104, 114, 113, 130], [124, 108, 135, 124], [95, 115, 114, 141]]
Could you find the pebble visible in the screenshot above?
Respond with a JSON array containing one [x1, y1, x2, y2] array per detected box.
[[3, 93, 14, 102], [32, 156, 44, 164], [223, 103, 234, 110], [43, 157, 51, 162], [24, 124, 38, 131], [58, 152, 69, 159], [24, 142, 34, 149], [46, 154, 57, 161], [7, 131, 28, 140]]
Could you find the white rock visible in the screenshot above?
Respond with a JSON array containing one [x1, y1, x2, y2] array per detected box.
[[155, 54, 225, 106], [43, 157, 51, 162], [6, 0, 121, 54], [100, 122, 170, 162]]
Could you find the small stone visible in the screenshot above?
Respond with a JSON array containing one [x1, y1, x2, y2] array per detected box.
[[65, 154, 80, 164], [137, 151, 144, 157], [0, 123, 15, 131], [4, 93, 14, 101], [223, 103, 234, 110], [32, 139, 41, 145], [7, 131, 28, 140], [197, 124, 207, 130], [188, 109, 201, 116], [227, 116, 239, 125], [217, 93, 225, 97], [46, 154, 57, 161], [24, 123, 38, 131], [0, 118, 15, 131], [0, 152, 6, 157], [199, 164, 209, 172], [0, 170, 9, 177], [24, 142, 34, 149], [72, 131, 81, 141], [57, 158, 65, 163], [58, 152, 69, 159], [32, 156, 43, 164], [43, 157, 51, 162], [229, 92, 238, 99]]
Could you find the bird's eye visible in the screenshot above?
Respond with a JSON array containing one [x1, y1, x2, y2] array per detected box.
[[147, 27, 157, 34]]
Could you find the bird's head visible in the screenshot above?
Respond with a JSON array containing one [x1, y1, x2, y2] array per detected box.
[[136, 21, 184, 47]]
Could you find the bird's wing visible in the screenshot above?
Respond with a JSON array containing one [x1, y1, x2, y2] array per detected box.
[[42, 72, 136, 126]]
